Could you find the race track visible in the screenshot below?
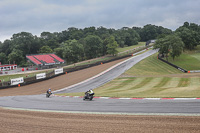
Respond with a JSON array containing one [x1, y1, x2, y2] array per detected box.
[[1, 95, 200, 115], [0, 49, 200, 115]]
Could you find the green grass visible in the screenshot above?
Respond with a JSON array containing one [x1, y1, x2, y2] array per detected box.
[[58, 47, 200, 98], [59, 76, 200, 98], [167, 53, 200, 70], [116, 42, 145, 53], [124, 53, 181, 76], [167, 45, 200, 70]]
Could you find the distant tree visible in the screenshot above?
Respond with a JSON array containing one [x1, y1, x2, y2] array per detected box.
[[40, 32, 59, 49], [154, 34, 184, 60], [11, 32, 40, 56], [95, 26, 110, 40], [62, 39, 84, 63], [67, 27, 83, 40], [83, 35, 103, 59], [168, 35, 184, 60], [106, 36, 119, 56], [183, 22, 189, 28], [83, 27, 96, 37], [8, 49, 24, 65], [1, 40, 12, 56], [114, 28, 140, 47], [39, 46, 53, 53], [140, 24, 172, 41], [176, 27, 199, 50], [54, 47, 64, 58], [0, 52, 7, 64]]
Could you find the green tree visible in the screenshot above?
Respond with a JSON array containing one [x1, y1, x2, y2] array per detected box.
[[176, 27, 199, 50], [140, 24, 172, 41], [0, 52, 7, 64], [114, 28, 140, 47], [168, 35, 184, 60], [11, 32, 40, 56], [40, 32, 59, 49], [84, 35, 103, 59], [95, 26, 110, 40], [154, 34, 184, 60], [62, 39, 84, 63], [106, 36, 119, 56], [39, 46, 53, 53], [8, 49, 24, 65], [54, 47, 64, 58]]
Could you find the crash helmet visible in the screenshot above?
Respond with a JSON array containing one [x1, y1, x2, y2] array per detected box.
[[49, 88, 51, 92]]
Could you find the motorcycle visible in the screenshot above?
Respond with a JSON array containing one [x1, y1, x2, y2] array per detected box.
[[83, 93, 94, 101], [46, 91, 52, 98]]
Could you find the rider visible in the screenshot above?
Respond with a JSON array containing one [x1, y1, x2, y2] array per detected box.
[[84, 89, 94, 99], [47, 88, 52, 94], [89, 89, 94, 95]]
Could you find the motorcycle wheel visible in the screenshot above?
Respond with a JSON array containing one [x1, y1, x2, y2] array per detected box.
[[89, 96, 93, 101]]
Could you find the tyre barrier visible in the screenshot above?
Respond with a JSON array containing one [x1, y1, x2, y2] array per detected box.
[[158, 56, 188, 73]]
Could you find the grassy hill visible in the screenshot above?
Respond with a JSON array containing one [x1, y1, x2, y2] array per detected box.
[[59, 46, 200, 98], [123, 53, 181, 76], [167, 45, 200, 70], [86, 52, 200, 98]]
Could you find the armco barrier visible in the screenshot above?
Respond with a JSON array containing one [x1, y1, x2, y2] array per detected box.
[[158, 56, 188, 73], [0, 45, 151, 89], [188, 70, 200, 73]]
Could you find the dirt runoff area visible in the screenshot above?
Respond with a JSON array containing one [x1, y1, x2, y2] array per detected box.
[[0, 108, 200, 133], [1, 56, 200, 132]]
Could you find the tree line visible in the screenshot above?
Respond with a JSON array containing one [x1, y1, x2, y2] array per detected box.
[[154, 22, 200, 60], [0, 23, 186, 66]]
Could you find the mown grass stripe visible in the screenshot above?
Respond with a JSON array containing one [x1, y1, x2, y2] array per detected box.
[[153, 77, 171, 88], [106, 77, 136, 91], [177, 78, 190, 87], [125, 53, 181, 76], [129, 77, 154, 90]]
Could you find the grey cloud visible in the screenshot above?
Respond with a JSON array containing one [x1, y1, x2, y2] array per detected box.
[[0, 0, 200, 41]]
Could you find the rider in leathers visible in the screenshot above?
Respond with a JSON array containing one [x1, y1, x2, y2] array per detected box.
[[85, 89, 94, 99]]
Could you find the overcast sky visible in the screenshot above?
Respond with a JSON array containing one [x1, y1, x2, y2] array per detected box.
[[0, 0, 200, 42]]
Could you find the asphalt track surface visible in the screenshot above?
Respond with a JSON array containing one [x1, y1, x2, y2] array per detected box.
[[0, 49, 200, 115], [54, 49, 157, 93], [1, 95, 200, 115]]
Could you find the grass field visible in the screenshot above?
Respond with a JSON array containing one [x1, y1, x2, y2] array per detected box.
[[124, 53, 182, 76], [59, 50, 200, 98], [116, 42, 145, 53], [167, 45, 200, 70]]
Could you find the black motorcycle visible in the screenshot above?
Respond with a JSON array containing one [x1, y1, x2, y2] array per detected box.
[[83, 93, 94, 101], [46, 91, 52, 98]]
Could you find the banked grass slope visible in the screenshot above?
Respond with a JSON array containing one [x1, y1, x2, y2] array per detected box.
[[59, 49, 200, 98]]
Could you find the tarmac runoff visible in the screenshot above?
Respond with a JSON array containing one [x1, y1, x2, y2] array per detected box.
[[2, 107, 200, 117]]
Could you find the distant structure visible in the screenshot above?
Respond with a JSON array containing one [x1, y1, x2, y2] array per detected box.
[[146, 40, 156, 46], [0, 64, 17, 71], [26, 53, 65, 69]]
